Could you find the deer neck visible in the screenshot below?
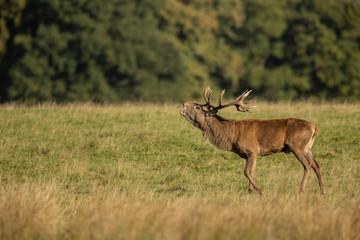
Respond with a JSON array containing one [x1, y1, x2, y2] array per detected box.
[[202, 115, 235, 151]]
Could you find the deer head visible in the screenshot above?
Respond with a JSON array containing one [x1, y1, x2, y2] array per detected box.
[[179, 87, 252, 129]]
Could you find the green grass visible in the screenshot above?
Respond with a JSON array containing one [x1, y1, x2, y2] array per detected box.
[[0, 102, 359, 239]]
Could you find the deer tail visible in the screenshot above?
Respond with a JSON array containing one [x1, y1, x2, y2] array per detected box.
[[314, 124, 320, 138]]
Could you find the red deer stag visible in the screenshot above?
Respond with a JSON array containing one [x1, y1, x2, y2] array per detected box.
[[179, 87, 325, 195]]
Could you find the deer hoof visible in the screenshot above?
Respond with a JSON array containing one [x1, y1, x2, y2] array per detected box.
[[256, 189, 264, 195]]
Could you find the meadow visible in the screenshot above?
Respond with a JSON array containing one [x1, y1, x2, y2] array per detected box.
[[0, 102, 359, 239]]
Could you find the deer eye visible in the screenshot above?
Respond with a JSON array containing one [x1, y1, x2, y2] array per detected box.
[[195, 105, 202, 111]]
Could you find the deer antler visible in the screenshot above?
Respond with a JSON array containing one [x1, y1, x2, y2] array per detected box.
[[202, 87, 252, 114], [203, 87, 216, 109]]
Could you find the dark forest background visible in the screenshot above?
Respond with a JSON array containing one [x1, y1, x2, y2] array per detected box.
[[1, 0, 360, 103]]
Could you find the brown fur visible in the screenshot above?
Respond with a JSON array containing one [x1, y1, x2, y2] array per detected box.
[[180, 101, 325, 195]]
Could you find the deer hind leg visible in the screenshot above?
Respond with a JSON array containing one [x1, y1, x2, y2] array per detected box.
[[304, 141, 326, 194], [305, 150, 326, 194], [244, 155, 263, 195], [306, 153, 326, 194], [292, 150, 311, 194]]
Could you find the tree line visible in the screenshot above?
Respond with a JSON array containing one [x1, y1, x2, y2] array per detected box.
[[1, 0, 359, 103]]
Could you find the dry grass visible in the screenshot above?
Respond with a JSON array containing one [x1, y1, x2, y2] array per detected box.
[[0, 183, 359, 240], [0, 102, 359, 239]]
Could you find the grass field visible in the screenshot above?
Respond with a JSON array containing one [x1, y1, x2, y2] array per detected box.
[[0, 102, 359, 239]]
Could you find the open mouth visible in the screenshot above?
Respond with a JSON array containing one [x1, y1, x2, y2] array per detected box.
[[179, 109, 189, 120], [179, 110, 186, 116], [179, 109, 192, 123]]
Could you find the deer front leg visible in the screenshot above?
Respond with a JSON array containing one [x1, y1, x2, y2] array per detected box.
[[244, 155, 263, 195], [247, 158, 257, 194]]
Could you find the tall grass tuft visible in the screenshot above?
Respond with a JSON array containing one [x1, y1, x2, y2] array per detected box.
[[0, 183, 64, 239]]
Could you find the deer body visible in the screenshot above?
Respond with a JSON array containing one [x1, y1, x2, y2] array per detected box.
[[180, 89, 325, 195]]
